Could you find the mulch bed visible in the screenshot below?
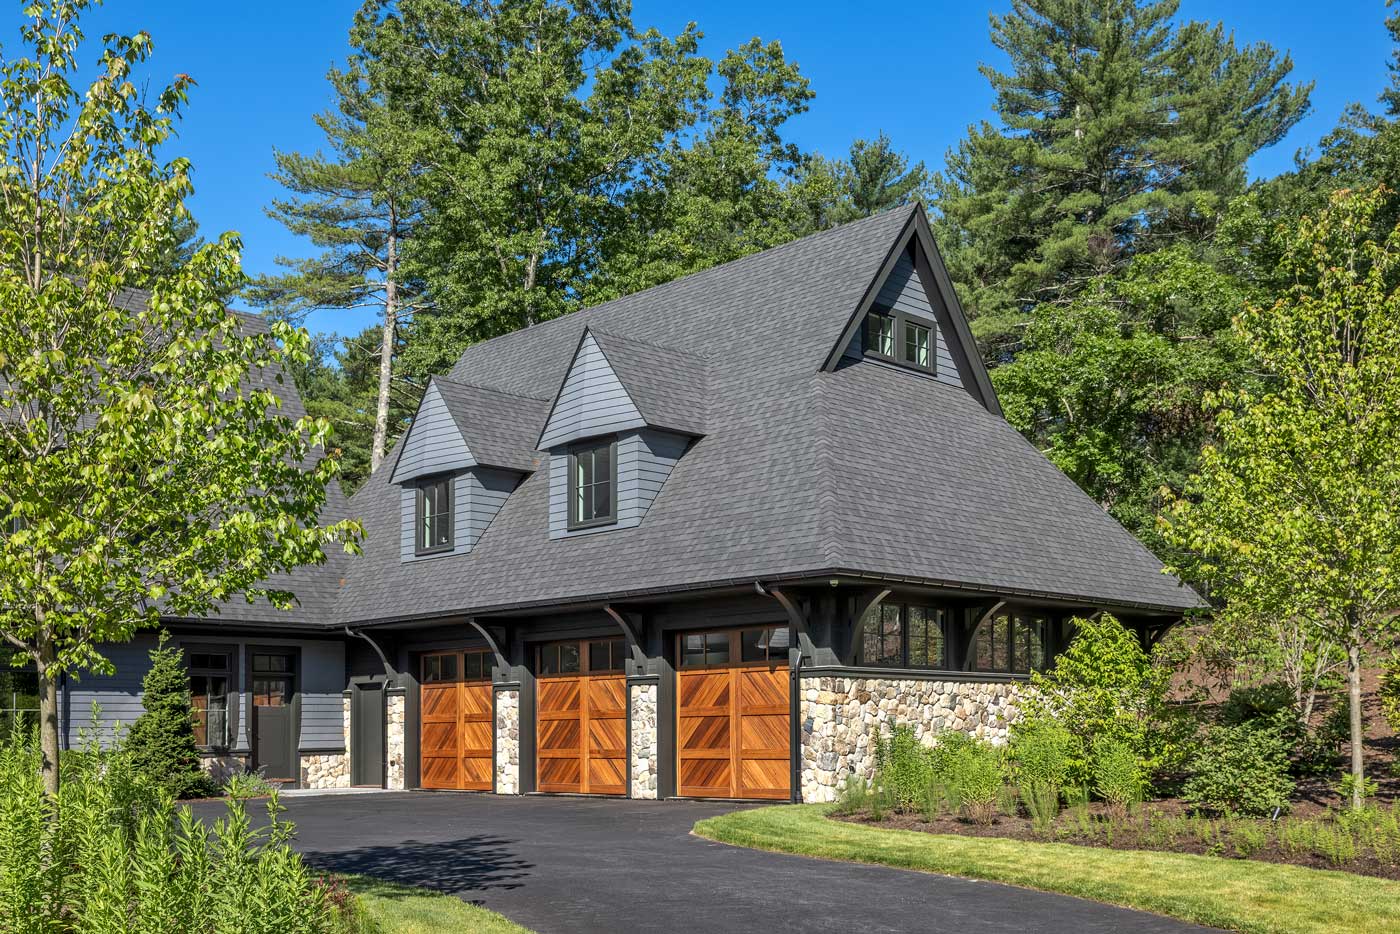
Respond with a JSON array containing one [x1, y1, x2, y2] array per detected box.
[[835, 800, 1400, 880]]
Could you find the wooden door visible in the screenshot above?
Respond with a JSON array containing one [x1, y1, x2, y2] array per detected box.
[[419, 650, 493, 791], [536, 638, 627, 795], [676, 627, 790, 800]]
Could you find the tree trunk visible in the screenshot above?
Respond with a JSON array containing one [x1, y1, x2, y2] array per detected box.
[[37, 648, 59, 797], [370, 218, 398, 474], [1347, 637, 1365, 810]]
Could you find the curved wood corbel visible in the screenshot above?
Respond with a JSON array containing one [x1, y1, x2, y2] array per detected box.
[[602, 604, 647, 669], [463, 617, 509, 673]]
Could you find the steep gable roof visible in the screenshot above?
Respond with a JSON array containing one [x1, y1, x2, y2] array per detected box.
[[333, 206, 1201, 626]]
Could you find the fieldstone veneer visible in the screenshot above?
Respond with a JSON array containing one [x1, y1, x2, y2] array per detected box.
[[299, 693, 353, 789], [386, 690, 406, 790], [495, 688, 521, 794], [629, 682, 658, 799], [799, 675, 1026, 803]]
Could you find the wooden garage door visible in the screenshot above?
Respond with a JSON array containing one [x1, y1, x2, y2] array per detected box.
[[536, 638, 627, 795], [677, 626, 791, 800], [420, 650, 493, 791]]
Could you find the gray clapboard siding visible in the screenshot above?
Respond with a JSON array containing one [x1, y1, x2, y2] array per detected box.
[[298, 640, 346, 751], [845, 251, 964, 388], [64, 634, 158, 747], [400, 468, 518, 561], [549, 428, 687, 538], [390, 382, 477, 484], [538, 331, 645, 449]]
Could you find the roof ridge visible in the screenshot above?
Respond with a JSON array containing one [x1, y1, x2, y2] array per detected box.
[[447, 205, 919, 376], [432, 373, 551, 404]]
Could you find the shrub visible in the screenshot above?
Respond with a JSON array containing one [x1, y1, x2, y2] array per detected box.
[[1022, 613, 1186, 787], [0, 730, 355, 932], [125, 634, 219, 799], [1381, 655, 1400, 734], [1091, 737, 1143, 817], [946, 739, 1003, 825], [927, 730, 975, 785], [1182, 720, 1295, 816], [875, 725, 932, 813], [832, 775, 870, 817], [1009, 720, 1075, 789], [1220, 681, 1297, 728]]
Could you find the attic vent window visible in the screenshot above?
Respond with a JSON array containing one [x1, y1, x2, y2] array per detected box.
[[864, 312, 894, 357], [568, 438, 617, 530], [415, 476, 453, 555]]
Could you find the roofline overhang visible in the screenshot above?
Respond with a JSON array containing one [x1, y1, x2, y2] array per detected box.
[[322, 566, 1201, 632]]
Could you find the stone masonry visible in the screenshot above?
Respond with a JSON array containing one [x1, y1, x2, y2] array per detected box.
[[386, 690, 406, 790], [200, 754, 248, 785], [299, 694, 354, 789], [495, 688, 520, 794], [799, 675, 1025, 803], [629, 681, 658, 799]]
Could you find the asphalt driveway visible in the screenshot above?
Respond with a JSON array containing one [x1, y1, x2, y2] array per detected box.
[[192, 792, 1211, 934]]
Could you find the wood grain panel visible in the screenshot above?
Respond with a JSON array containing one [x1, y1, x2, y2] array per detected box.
[[677, 657, 789, 800], [537, 672, 625, 794], [419, 650, 494, 791]]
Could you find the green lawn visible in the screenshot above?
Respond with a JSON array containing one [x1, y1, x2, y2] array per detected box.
[[692, 805, 1400, 934], [345, 876, 530, 934]]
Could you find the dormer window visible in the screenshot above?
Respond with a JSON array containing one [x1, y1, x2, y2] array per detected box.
[[864, 312, 894, 357], [415, 476, 453, 555], [568, 438, 616, 530]]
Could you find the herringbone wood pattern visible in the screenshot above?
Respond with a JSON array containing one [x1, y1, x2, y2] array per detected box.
[[677, 663, 789, 799], [419, 651, 494, 791], [537, 673, 626, 794]]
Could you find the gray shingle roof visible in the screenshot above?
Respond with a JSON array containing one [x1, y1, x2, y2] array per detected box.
[[586, 328, 709, 437], [333, 205, 1201, 625], [431, 376, 550, 473]]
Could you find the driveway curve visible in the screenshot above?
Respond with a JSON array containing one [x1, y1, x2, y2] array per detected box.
[[199, 792, 1210, 934]]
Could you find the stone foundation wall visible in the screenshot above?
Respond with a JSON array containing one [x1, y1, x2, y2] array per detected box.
[[629, 682, 658, 800], [200, 754, 248, 785], [799, 676, 1025, 803], [495, 688, 520, 794], [300, 753, 351, 789], [386, 690, 406, 790]]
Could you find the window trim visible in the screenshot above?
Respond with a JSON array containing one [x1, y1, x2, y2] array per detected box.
[[862, 306, 937, 376], [185, 644, 235, 752], [414, 474, 455, 556], [566, 437, 619, 531]]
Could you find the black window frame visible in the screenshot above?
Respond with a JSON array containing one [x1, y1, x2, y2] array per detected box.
[[862, 307, 937, 376], [968, 609, 1050, 675], [186, 647, 233, 752], [858, 602, 949, 670], [414, 474, 454, 556], [567, 437, 618, 531]]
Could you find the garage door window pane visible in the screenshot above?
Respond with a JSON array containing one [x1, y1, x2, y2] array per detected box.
[[741, 627, 789, 663], [681, 632, 731, 667], [559, 643, 581, 674], [589, 639, 625, 673], [463, 651, 484, 681]]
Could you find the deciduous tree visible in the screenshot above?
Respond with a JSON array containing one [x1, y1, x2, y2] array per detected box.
[[0, 0, 360, 794]]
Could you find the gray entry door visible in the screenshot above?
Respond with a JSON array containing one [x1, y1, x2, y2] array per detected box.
[[252, 653, 296, 781], [351, 682, 386, 787]]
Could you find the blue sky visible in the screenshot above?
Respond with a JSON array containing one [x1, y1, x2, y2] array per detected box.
[[72, 1, 1394, 336]]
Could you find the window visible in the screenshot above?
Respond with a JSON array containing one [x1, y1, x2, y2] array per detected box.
[[970, 611, 1049, 674], [680, 631, 731, 668], [421, 652, 459, 683], [0, 649, 38, 737], [859, 603, 948, 669], [740, 626, 790, 663], [415, 477, 453, 555], [568, 438, 616, 529], [537, 639, 621, 675], [537, 642, 581, 676], [588, 638, 627, 674], [904, 321, 931, 369], [864, 313, 895, 356], [187, 650, 232, 749], [679, 628, 789, 668]]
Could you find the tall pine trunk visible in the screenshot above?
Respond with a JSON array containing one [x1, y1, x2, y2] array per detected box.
[[370, 210, 398, 474]]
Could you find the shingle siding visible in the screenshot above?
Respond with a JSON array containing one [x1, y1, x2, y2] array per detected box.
[[538, 332, 646, 449], [548, 428, 688, 538], [391, 382, 476, 484]]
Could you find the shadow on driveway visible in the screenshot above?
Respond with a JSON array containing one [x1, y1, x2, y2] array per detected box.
[[302, 833, 534, 898]]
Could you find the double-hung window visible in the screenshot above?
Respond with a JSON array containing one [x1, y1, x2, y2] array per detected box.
[[187, 650, 232, 749], [415, 476, 453, 555], [568, 438, 616, 529], [859, 603, 948, 669]]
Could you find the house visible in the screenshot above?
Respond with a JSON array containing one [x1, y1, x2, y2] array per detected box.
[[59, 204, 1201, 801]]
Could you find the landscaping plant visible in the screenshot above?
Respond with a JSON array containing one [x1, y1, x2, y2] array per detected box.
[[1182, 719, 1295, 817], [875, 725, 933, 814], [946, 739, 1003, 825], [125, 635, 219, 800], [1091, 738, 1144, 818], [0, 730, 359, 933], [1011, 721, 1075, 832]]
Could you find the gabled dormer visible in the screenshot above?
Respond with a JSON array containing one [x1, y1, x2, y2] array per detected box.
[[390, 377, 549, 560], [824, 207, 1002, 416], [537, 328, 706, 538]]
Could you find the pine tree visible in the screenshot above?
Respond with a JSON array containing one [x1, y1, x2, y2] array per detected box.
[[933, 0, 1309, 358], [828, 132, 931, 223], [125, 635, 218, 799]]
